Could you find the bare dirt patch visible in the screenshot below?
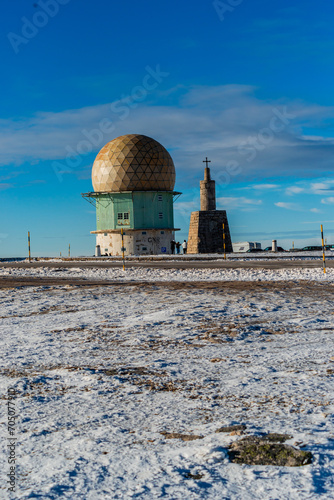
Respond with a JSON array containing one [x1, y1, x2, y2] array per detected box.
[[160, 432, 204, 441]]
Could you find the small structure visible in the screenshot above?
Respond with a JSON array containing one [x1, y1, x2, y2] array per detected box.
[[82, 134, 181, 255], [187, 159, 232, 254], [232, 242, 261, 253]]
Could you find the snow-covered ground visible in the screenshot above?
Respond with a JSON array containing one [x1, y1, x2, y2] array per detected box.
[[0, 264, 333, 283], [1, 268, 334, 498], [2, 249, 334, 264]]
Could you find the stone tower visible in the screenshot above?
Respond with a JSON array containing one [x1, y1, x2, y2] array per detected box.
[[200, 167, 216, 211], [187, 164, 232, 254]]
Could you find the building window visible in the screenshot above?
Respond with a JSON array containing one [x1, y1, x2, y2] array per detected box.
[[105, 249, 108, 252], [142, 247, 147, 251], [142, 231, 146, 235], [104, 233, 107, 236], [117, 212, 129, 221], [158, 212, 163, 219], [161, 231, 164, 234], [158, 194, 163, 201]]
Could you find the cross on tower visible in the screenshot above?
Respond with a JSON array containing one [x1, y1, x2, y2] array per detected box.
[[203, 157, 211, 168]]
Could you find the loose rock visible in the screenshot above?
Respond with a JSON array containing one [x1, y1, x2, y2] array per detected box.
[[215, 424, 247, 433], [228, 435, 312, 466], [160, 432, 203, 441]]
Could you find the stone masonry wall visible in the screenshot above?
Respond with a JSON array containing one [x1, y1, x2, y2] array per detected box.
[[187, 210, 233, 254], [200, 179, 216, 211]]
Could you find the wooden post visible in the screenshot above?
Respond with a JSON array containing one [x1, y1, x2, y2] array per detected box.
[[121, 228, 125, 271], [223, 223, 226, 260], [321, 225, 326, 275], [28, 231, 31, 262]]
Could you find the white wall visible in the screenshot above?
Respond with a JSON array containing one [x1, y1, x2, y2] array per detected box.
[[95, 230, 176, 255]]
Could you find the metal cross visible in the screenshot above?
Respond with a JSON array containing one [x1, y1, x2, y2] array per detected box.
[[203, 157, 211, 168]]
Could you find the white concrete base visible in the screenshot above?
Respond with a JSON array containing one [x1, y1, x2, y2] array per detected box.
[[93, 229, 176, 256]]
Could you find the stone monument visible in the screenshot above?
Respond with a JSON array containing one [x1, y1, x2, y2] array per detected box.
[[187, 158, 232, 254]]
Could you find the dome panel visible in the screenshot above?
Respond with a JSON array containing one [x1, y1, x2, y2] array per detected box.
[[92, 134, 175, 192]]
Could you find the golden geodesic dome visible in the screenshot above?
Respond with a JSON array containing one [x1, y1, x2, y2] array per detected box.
[[92, 134, 176, 192]]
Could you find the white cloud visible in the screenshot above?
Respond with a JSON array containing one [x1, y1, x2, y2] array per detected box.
[[252, 184, 279, 189], [285, 186, 304, 195], [275, 202, 298, 210], [299, 135, 334, 142], [302, 219, 334, 224], [174, 200, 198, 213], [310, 182, 334, 194], [310, 208, 322, 213], [1, 84, 334, 186], [311, 182, 328, 191], [217, 197, 262, 210], [321, 197, 334, 205]]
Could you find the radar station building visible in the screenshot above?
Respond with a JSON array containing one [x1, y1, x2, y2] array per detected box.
[[82, 134, 181, 256]]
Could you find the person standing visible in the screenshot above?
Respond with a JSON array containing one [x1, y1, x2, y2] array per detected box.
[[170, 240, 176, 254], [182, 240, 187, 254], [176, 241, 181, 254]]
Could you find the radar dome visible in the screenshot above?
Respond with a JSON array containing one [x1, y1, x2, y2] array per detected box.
[[92, 134, 176, 192]]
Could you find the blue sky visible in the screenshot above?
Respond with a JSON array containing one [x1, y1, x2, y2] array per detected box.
[[1, 0, 334, 256]]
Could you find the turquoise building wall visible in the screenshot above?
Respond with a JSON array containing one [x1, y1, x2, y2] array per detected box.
[[96, 191, 174, 231]]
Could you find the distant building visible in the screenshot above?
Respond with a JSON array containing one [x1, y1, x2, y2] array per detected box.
[[82, 134, 181, 255], [232, 242, 262, 252], [187, 163, 233, 254]]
